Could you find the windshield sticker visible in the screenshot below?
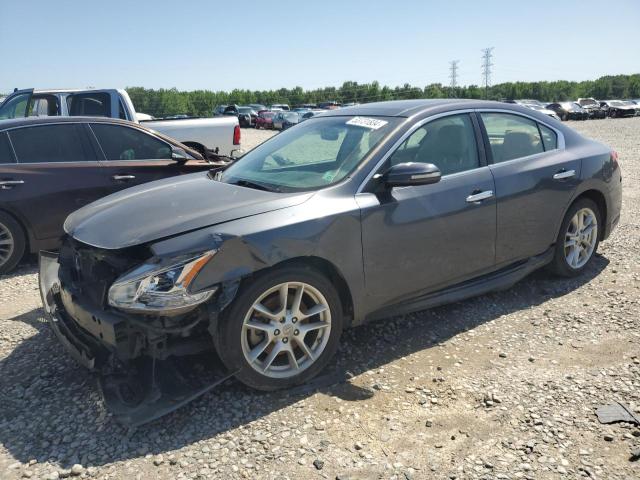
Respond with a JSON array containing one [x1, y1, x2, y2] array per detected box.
[[346, 117, 388, 130]]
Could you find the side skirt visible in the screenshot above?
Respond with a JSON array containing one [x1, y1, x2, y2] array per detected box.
[[365, 247, 554, 323]]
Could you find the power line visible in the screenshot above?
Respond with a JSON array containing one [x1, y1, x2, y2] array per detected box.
[[449, 60, 459, 97], [481, 47, 494, 99]]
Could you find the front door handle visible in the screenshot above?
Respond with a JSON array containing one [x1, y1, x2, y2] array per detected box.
[[0, 180, 25, 190], [466, 190, 494, 203], [553, 169, 576, 180], [112, 175, 136, 181]]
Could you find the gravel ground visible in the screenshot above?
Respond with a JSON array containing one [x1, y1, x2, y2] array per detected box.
[[1, 119, 639, 480]]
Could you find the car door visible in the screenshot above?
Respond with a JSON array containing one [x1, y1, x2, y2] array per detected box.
[[478, 111, 580, 266], [2, 123, 105, 242], [358, 113, 497, 310], [88, 122, 212, 194]]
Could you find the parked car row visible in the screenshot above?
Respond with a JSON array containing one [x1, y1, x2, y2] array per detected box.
[[509, 98, 640, 121], [214, 102, 357, 129]]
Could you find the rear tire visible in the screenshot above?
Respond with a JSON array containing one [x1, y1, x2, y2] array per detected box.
[[0, 211, 26, 275], [548, 198, 600, 277], [215, 266, 343, 391]]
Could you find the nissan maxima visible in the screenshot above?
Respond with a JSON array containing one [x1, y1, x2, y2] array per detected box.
[[40, 100, 622, 422]]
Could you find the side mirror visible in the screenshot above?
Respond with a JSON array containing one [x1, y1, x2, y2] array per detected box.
[[384, 162, 441, 187], [171, 147, 190, 162]]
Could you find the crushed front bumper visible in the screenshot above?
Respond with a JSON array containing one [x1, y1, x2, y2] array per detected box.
[[39, 251, 234, 426]]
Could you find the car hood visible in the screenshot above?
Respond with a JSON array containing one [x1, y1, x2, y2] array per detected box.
[[64, 172, 313, 250]]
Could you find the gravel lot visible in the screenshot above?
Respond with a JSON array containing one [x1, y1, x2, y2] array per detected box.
[[1, 119, 639, 480]]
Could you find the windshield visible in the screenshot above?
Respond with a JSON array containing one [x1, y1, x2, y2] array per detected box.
[[609, 101, 623, 106], [579, 99, 597, 106], [220, 115, 400, 192], [238, 107, 253, 114]]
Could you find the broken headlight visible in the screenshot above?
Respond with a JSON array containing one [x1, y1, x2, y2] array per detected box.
[[108, 251, 217, 315]]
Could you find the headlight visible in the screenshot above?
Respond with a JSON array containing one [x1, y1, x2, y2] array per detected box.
[[108, 251, 217, 315]]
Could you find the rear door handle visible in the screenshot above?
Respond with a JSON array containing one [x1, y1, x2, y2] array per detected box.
[[466, 190, 494, 203], [112, 175, 136, 181], [0, 180, 25, 189], [553, 169, 576, 180]]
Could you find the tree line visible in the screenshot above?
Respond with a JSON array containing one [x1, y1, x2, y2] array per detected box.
[[126, 74, 640, 118]]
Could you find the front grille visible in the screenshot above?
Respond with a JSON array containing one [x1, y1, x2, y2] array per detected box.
[[59, 237, 149, 308]]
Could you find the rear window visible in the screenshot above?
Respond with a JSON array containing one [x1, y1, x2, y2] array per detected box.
[[9, 124, 92, 163], [0, 132, 15, 163]]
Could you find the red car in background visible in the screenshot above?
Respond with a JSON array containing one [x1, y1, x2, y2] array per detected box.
[[255, 111, 275, 129]]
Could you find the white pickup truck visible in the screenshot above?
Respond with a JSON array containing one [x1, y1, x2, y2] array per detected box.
[[0, 88, 242, 158]]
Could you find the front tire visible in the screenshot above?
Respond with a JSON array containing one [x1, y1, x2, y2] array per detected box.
[[0, 211, 26, 275], [216, 266, 343, 391], [548, 198, 600, 277]]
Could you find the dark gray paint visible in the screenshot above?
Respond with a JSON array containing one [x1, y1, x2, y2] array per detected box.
[[63, 100, 622, 325]]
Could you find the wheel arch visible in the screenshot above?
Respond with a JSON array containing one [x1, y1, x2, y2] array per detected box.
[[269, 256, 355, 326], [573, 189, 608, 240], [0, 207, 32, 253]]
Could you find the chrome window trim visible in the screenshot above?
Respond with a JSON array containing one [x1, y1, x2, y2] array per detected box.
[[356, 107, 566, 193], [4, 122, 98, 165], [0, 121, 173, 164]]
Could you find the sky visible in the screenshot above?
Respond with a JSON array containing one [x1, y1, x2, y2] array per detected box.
[[1, 0, 639, 93]]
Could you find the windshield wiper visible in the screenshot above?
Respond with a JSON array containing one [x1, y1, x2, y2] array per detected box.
[[229, 179, 281, 193]]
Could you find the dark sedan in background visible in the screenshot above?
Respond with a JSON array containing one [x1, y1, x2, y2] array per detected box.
[[546, 102, 589, 121], [39, 100, 621, 423], [0, 117, 213, 273]]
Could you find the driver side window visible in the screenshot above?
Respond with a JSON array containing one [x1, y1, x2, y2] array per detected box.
[[389, 114, 479, 176]]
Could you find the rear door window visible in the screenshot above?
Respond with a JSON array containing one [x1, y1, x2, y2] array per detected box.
[[9, 124, 94, 163], [67, 92, 111, 117], [0, 132, 15, 163], [480, 113, 544, 163], [90, 123, 172, 160]]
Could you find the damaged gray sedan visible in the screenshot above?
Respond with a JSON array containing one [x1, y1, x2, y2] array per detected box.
[[39, 100, 622, 424]]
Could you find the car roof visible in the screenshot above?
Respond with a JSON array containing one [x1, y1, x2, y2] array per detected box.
[[319, 99, 521, 117], [0, 116, 140, 130]]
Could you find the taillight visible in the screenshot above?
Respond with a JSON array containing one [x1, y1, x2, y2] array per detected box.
[[233, 125, 241, 145]]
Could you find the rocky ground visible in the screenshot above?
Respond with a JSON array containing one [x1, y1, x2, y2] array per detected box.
[[0, 119, 638, 480]]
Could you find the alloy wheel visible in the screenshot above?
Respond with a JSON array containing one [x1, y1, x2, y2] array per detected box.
[[241, 282, 332, 379], [564, 208, 598, 269], [0, 222, 14, 267]]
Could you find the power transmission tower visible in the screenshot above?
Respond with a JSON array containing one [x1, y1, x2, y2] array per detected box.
[[449, 60, 459, 97], [481, 47, 494, 99]]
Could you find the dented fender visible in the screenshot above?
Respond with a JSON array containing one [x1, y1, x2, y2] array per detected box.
[[149, 193, 367, 325]]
